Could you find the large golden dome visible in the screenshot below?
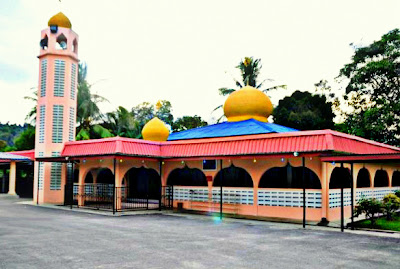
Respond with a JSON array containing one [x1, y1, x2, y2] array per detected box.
[[223, 85, 273, 122], [48, 12, 72, 29], [142, 117, 170, 141]]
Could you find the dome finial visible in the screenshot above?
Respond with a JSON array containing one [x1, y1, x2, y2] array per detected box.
[[223, 85, 273, 122], [142, 117, 170, 141], [48, 12, 72, 29]]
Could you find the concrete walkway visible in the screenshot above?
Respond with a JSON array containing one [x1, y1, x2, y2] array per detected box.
[[1, 196, 400, 268]]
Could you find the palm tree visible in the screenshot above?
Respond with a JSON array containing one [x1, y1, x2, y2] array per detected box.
[[103, 106, 140, 138], [24, 88, 38, 125], [76, 63, 112, 140], [214, 57, 286, 121]]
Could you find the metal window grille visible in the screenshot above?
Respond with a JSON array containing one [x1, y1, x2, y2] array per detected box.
[[70, 63, 76, 100], [38, 152, 44, 190], [69, 107, 75, 141], [52, 105, 64, 143], [50, 152, 62, 190], [39, 105, 45, 143], [40, 59, 47, 97], [54, 59, 65, 97]]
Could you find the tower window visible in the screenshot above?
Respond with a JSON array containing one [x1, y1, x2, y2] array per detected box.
[[40, 60, 47, 97], [54, 59, 65, 97], [40, 35, 48, 49], [52, 105, 64, 143], [50, 152, 62, 190], [55, 34, 67, 50], [39, 105, 46, 143], [69, 107, 75, 141], [38, 152, 44, 190], [70, 63, 76, 100]]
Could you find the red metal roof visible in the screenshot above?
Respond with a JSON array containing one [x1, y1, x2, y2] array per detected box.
[[8, 150, 35, 160], [321, 154, 400, 163], [57, 130, 400, 160]]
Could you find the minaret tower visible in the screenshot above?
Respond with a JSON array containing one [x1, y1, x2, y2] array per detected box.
[[34, 12, 78, 204]]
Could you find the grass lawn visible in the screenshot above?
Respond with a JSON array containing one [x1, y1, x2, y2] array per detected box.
[[353, 215, 400, 231]]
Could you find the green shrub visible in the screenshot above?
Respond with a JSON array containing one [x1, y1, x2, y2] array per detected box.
[[382, 193, 400, 220], [354, 197, 382, 225], [394, 190, 400, 198]]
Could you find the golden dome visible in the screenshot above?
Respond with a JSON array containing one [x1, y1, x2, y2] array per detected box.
[[223, 85, 273, 122], [142, 117, 170, 141], [48, 12, 72, 29]]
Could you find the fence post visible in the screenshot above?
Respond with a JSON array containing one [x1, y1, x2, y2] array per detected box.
[[113, 158, 116, 215], [172, 185, 174, 210], [159, 160, 162, 211], [302, 157, 306, 228], [340, 163, 344, 232], [220, 159, 223, 220]]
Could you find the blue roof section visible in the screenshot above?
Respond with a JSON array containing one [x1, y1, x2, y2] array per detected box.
[[168, 119, 298, 141], [0, 152, 31, 161]]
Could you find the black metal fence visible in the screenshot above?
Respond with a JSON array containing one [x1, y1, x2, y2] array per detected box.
[[65, 184, 173, 212]]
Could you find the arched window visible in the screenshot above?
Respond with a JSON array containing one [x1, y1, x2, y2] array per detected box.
[[97, 168, 114, 184], [72, 39, 78, 53], [259, 164, 321, 189], [329, 167, 352, 189], [392, 171, 400, 187], [56, 33, 67, 50], [40, 35, 48, 49], [356, 168, 370, 188], [167, 166, 207, 186], [213, 165, 253, 187], [123, 167, 160, 199], [374, 169, 389, 187]]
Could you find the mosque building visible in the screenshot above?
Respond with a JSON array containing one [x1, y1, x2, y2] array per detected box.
[[2, 12, 400, 226]]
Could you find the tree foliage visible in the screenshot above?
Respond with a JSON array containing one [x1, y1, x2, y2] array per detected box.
[[382, 193, 400, 221], [172, 115, 208, 132], [13, 126, 35, 150], [354, 197, 383, 225], [338, 28, 400, 145], [273, 90, 335, 130], [104, 106, 140, 138], [214, 57, 286, 122]]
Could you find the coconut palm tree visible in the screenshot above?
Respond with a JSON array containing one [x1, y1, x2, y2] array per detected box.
[[214, 57, 286, 121], [103, 106, 140, 138], [76, 63, 112, 140]]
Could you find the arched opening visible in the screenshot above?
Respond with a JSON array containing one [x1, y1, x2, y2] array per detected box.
[[84, 171, 93, 183], [259, 164, 321, 189], [374, 169, 389, 187], [213, 165, 253, 187], [167, 166, 207, 186], [96, 168, 114, 184], [15, 162, 34, 198], [73, 169, 79, 183], [356, 168, 370, 188], [392, 171, 400, 187], [40, 35, 48, 49], [329, 167, 352, 189], [123, 167, 160, 200], [72, 39, 78, 53], [56, 34, 67, 50]]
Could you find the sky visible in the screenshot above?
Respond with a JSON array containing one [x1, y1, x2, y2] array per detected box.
[[0, 0, 399, 125]]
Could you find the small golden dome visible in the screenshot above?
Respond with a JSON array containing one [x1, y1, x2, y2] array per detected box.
[[223, 85, 273, 122], [142, 117, 169, 141], [48, 12, 72, 29]]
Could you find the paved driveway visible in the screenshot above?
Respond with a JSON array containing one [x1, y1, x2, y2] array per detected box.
[[0, 196, 399, 269]]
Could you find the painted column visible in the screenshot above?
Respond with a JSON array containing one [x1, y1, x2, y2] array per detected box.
[[8, 161, 17, 195]]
